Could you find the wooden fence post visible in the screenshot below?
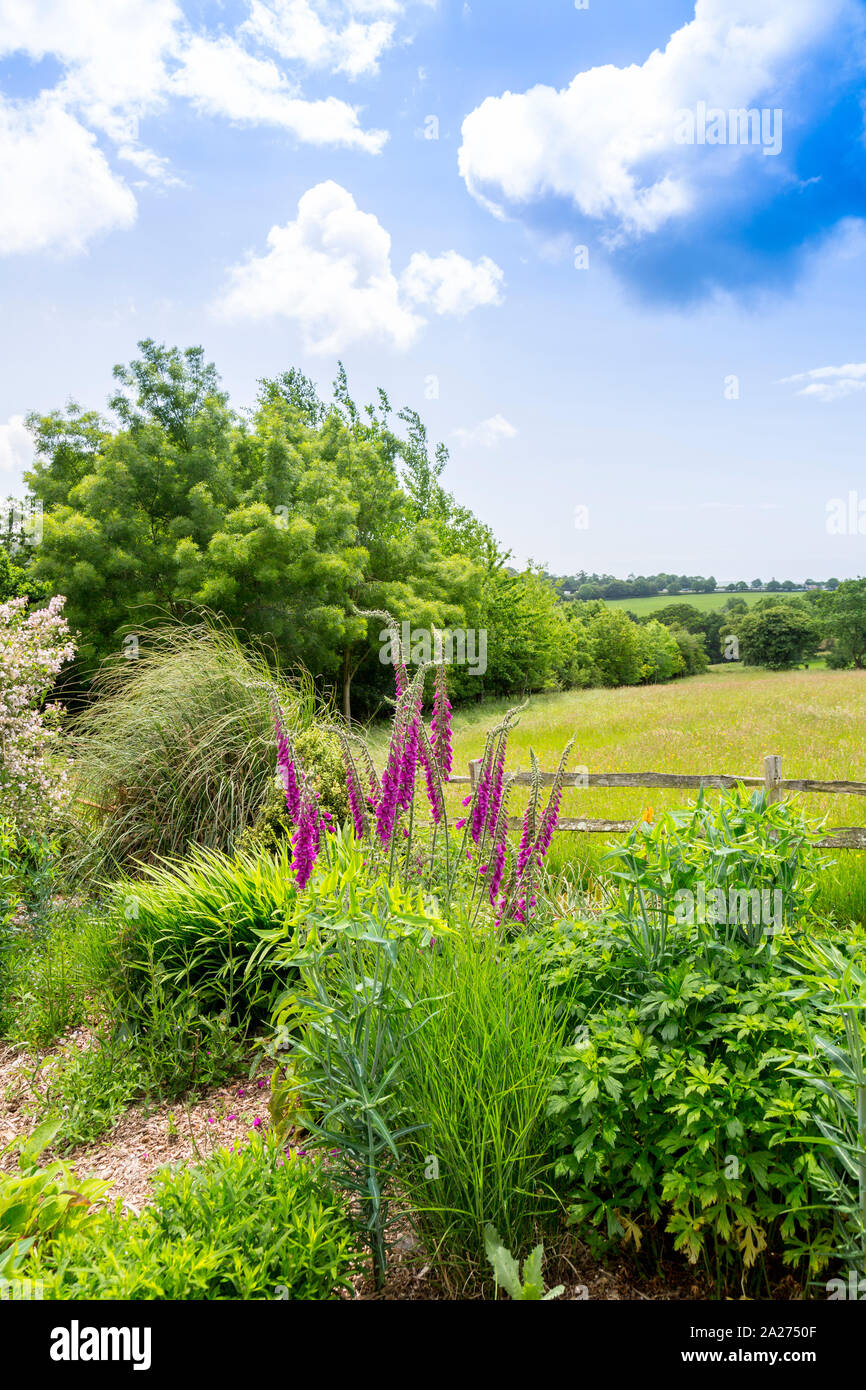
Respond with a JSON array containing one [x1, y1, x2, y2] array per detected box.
[[468, 759, 482, 794], [763, 754, 783, 804]]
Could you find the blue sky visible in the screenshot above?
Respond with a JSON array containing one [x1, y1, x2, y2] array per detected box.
[[1, 0, 865, 582]]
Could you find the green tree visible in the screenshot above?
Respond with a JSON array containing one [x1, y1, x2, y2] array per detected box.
[[828, 578, 866, 669], [737, 605, 818, 670], [25, 343, 486, 719]]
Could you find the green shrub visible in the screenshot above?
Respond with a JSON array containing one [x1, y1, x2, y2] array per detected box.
[[28, 1135, 359, 1300], [500, 795, 861, 1294], [529, 905, 859, 1292], [604, 786, 827, 962], [397, 923, 566, 1272], [106, 842, 302, 1024], [69, 620, 317, 875], [236, 725, 351, 855]]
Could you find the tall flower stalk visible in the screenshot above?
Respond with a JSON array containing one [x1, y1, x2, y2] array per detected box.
[[498, 738, 574, 929], [281, 609, 571, 928]]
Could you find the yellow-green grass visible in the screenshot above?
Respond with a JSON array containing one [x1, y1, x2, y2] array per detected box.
[[604, 590, 807, 617], [444, 664, 866, 922]]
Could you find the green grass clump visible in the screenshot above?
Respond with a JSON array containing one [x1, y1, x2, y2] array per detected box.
[[397, 924, 566, 1276], [68, 619, 317, 876], [0, 908, 115, 1049]]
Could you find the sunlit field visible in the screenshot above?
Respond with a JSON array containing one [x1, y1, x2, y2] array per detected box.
[[604, 590, 807, 616], [443, 663, 866, 922]]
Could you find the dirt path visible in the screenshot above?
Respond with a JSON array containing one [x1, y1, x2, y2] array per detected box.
[[0, 1033, 275, 1211]]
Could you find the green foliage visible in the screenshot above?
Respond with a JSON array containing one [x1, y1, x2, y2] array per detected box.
[[737, 602, 819, 670], [0, 905, 113, 1048], [106, 843, 301, 1029], [483, 1226, 564, 1300], [27, 1134, 359, 1299], [785, 935, 866, 1276], [36, 1031, 146, 1150], [524, 799, 854, 1292], [236, 723, 352, 855], [69, 619, 315, 874], [26, 342, 485, 719], [0, 540, 47, 605], [272, 910, 438, 1289], [397, 924, 566, 1269], [669, 624, 711, 675], [0, 1119, 110, 1279], [604, 786, 827, 961], [827, 577, 866, 669], [636, 618, 687, 682]]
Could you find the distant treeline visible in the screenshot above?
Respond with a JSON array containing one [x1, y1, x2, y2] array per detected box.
[[552, 572, 841, 601]]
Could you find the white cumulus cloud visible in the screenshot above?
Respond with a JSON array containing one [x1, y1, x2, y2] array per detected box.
[[0, 96, 137, 255], [242, 0, 398, 79], [213, 181, 504, 353], [0, 414, 35, 476], [458, 0, 856, 241], [401, 250, 504, 316], [452, 414, 517, 448], [172, 35, 388, 152], [0, 0, 418, 256], [780, 363, 866, 402]]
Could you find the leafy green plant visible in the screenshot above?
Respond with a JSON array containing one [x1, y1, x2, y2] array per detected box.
[[0, 906, 113, 1048], [786, 935, 866, 1278], [106, 841, 300, 1028], [273, 910, 438, 1290], [27, 1134, 360, 1300], [604, 786, 827, 964], [484, 1225, 564, 1300], [35, 1030, 146, 1150], [398, 923, 566, 1273], [542, 904, 849, 1293], [0, 1118, 110, 1278]]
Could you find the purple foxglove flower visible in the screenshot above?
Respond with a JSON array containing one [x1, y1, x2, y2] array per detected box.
[[291, 793, 321, 889], [516, 803, 534, 877], [430, 664, 453, 781], [274, 712, 301, 821], [375, 724, 404, 846], [485, 738, 508, 841], [471, 751, 494, 844], [396, 705, 420, 813]]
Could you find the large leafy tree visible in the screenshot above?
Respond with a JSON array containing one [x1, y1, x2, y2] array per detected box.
[[737, 601, 819, 670], [827, 577, 866, 669], [25, 342, 483, 719]]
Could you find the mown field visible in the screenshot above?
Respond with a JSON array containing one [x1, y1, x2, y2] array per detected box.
[[603, 590, 808, 616], [444, 663, 866, 922]]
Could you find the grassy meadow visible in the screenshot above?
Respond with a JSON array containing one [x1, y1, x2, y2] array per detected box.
[[442, 663, 866, 922], [603, 590, 808, 617]]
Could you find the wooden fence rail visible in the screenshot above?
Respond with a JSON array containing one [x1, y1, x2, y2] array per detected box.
[[450, 754, 866, 850]]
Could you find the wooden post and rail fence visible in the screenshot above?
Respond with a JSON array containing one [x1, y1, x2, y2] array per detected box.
[[448, 754, 866, 850]]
